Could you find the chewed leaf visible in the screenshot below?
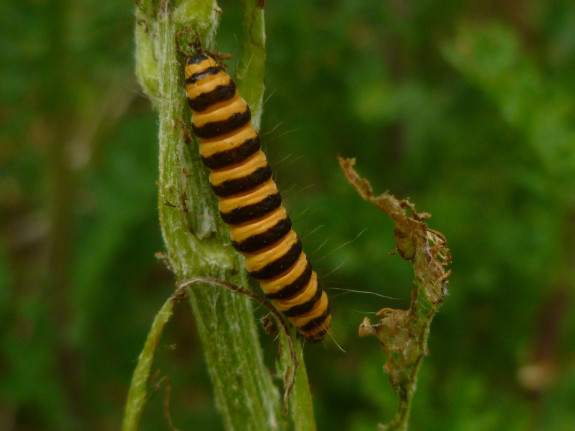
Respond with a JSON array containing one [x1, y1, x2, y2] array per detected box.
[[339, 156, 451, 431]]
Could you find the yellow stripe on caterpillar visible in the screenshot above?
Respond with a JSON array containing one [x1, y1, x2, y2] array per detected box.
[[192, 97, 248, 129], [218, 180, 277, 214], [229, 207, 288, 244], [198, 125, 258, 158], [244, 230, 299, 274], [272, 273, 319, 311], [185, 70, 232, 102], [184, 56, 218, 77], [209, 151, 268, 187], [260, 256, 308, 295], [285, 291, 329, 325]]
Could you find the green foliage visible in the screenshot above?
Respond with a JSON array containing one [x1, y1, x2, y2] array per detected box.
[[1, 0, 575, 430]]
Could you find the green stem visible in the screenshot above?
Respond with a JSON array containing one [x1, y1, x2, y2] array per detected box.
[[131, 1, 316, 429]]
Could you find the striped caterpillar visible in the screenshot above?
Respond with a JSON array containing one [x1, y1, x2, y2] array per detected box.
[[184, 51, 331, 341]]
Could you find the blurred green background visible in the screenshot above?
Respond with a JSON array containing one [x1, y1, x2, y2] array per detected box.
[[2, 0, 575, 430]]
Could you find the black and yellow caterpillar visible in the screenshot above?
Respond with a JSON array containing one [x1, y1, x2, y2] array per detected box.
[[184, 52, 331, 341]]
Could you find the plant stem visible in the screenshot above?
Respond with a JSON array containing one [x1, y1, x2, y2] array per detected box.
[[131, 1, 316, 429]]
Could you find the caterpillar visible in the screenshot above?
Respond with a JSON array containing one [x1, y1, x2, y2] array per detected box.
[[184, 51, 331, 342]]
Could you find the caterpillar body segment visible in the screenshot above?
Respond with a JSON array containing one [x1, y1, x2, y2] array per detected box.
[[184, 53, 331, 342]]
